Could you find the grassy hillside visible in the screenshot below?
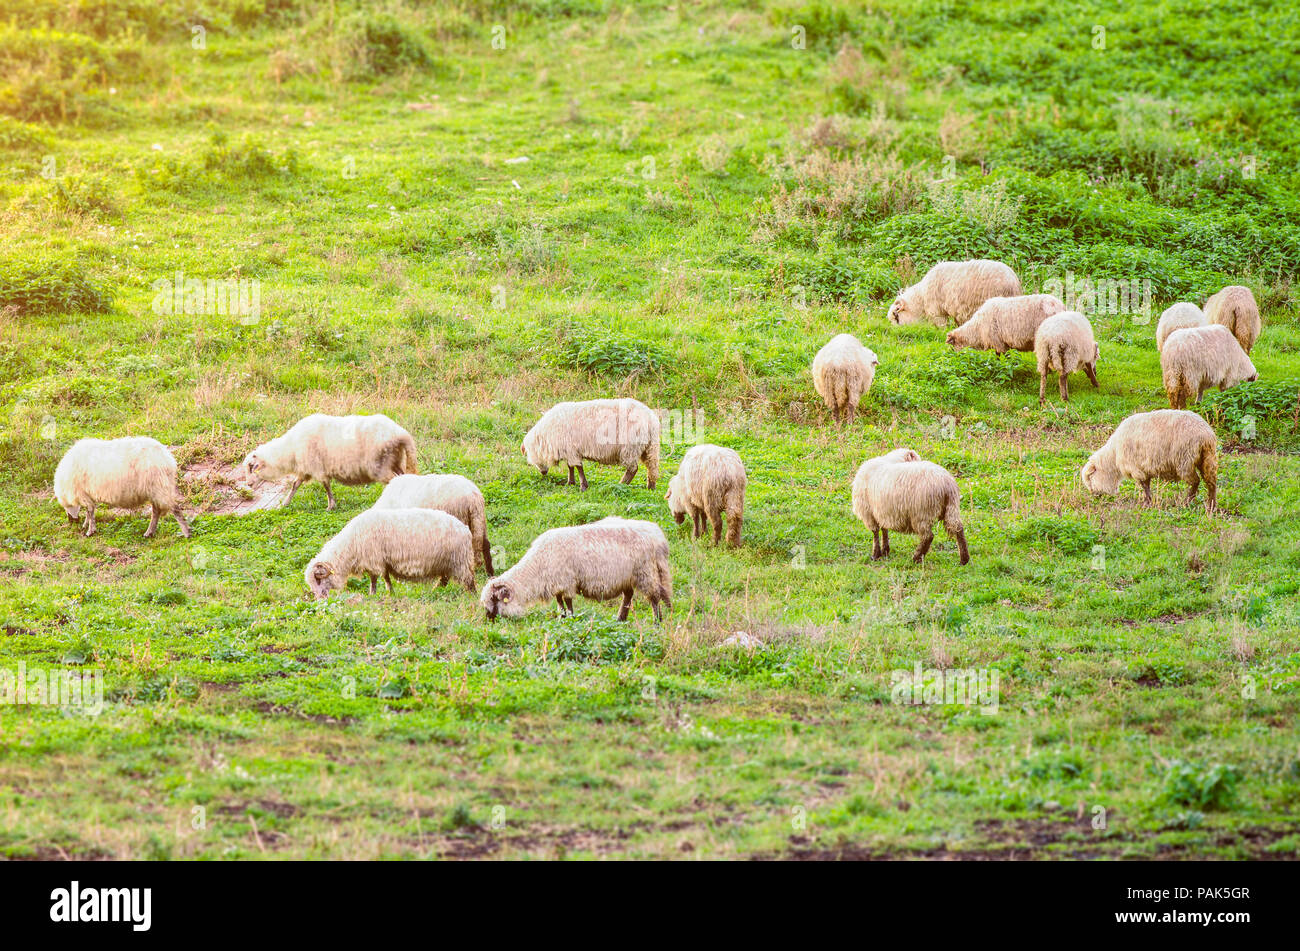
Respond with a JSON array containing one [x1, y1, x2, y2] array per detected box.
[[1, 0, 1298, 859]]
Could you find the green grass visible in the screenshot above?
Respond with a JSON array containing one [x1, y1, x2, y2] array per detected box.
[[0, 0, 1298, 859]]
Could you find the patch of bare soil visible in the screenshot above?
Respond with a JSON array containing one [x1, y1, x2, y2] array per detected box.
[[180, 457, 291, 515]]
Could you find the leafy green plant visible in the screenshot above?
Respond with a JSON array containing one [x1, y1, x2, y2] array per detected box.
[[1161, 761, 1242, 811], [0, 257, 112, 314]]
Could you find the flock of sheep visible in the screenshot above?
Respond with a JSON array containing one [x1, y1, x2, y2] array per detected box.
[[48, 258, 1261, 621]]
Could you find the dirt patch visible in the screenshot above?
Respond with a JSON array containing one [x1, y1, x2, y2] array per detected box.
[[180, 457, 291, 515], [0, 549, 71, 577], [253, 700, 356, 726], [1119, 610, 1209, 629], [216, 799, 302, 819]]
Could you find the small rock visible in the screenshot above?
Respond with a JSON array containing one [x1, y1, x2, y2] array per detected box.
[[722, 631, 762, 649]]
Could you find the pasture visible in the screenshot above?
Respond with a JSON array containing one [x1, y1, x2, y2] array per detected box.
[[1, 0, 1298, 859]]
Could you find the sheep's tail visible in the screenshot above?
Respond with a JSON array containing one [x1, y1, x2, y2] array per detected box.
[[1056, 342, 1068, 373], [400, 436, 419, 475]]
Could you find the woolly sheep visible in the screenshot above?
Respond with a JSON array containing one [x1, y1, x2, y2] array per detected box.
[[53, 437, 191, 539], [1155, 302, 1207, 353], [851, 448, 969, 565], [665, 444, 746, 546], [1081, 410, 1219, 514], [480, 517, 672, 622], [522, 398, 660, 491], [243, 413, 417, 510], [304, 508, 474, 599], [886, 260, 1021, 327], [1034, 311, 1099, 404], [1204, 285, 1260, 353], [945, 294, 1064, 354], [1160, 324, 1258, 409], [811, 334, 878, 425], [372, 473, 494, 575]]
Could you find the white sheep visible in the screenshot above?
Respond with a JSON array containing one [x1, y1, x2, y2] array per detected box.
[[480, 517, 672, 622], [522, 398, 660, 490], [811, 334, 878, 425], [851, 448, 969, 564], [53, 437, 191, 538], [1081, 410, 1219, 513], [1155, 302, 1207, 353], [1034, 311, 1099, 404], [372, 473, 494, 575], [243, 413, 418, 510], [945, 294, 1064, 354], [305, 508, 475, 598], [886, 260, 1021, 327], [665, 444, 746, 546], [1161, 324, 1258, 409], [1204, 284, 1260, 353]]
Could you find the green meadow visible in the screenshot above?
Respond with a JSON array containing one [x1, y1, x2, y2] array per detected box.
[[0, 0, 1297, 858]]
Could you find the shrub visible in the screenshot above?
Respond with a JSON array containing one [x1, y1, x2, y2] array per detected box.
[[1200, 379, 1300, 436], [0, 257, 112, 315], [550, 322, 667, 380], [1161, 761, 1242, 811], [338, 13, 434, 79]]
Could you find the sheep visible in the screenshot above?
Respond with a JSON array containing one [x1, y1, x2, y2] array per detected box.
[[811, 334, 878, 425], [480, 517, 672, 622], [53, 437, 191, 539], [665, 444, 746, 546], [886, 260, 1021, 327], [1160, 324, 1258, 409], [522, 398, 660, 491], [1155, 302, 1207, 353], [945, 294, 1064, 354], [372, 473, 494, 575], [304, 508, 475, 599], [243, 413, 417, 510], [1204, 285, 1260, 353], [1034, 311, 1099, 404], [1081, 410, 1218, 513], [851, 448, 969, 565]]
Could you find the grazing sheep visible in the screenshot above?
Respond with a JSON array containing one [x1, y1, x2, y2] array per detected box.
[[945, 294, 1064, 354], [480, 517, 672, 622], [244, 413, 417, 511], [522, 398, 660, 490], [886, 260, 1021, 327], [1161, 324, 1258, 409], [1082, 410, 1218, 513], [53, 437, 191, 539], [1204, 285, 1260, 353], [1034, 311, 1099, 404], [372, 473, 494, 575], [811, 334, 879, 424], [851, 448, 969, 565], [665, 444, 746, 546], [1155, 302, 1207, 353], [305, 508, 475, 599]]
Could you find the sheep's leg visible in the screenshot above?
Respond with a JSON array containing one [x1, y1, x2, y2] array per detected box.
[[83, 504, 97, 537], [617, 589, 633, 622], [871, 529, 883, 560], [555, 594, 568, 616], [692, 511, 703, 539], [144, 506, 160, 539], [1141, 480, 1153, 506], [727, 513, 742, 547], [649, 595, 663, 623], [368, 575, 377, 595], [1057, 372, 1069, 402], [1205, 476, 1217, 514], [576, 465, 589, 491], [709, 508, 723, 545], [846, 402, 856, 426], [564, 595, 574, 614], [621, 465, 637, 484], [284, 475, 307, 505], [566, 465, 576, 486], [1185, 473, 1200, 507], [1038, 371, 1047, 405], [323, 480, 337, 510], [384, 571, 394, 594], [913, 528, 934, 563], [954, 529, 970, 565], [881, 529, 890, 557], [1085, 362, 1099, 388], [174, 513, 192, 538], [481, 538, 494, 576]]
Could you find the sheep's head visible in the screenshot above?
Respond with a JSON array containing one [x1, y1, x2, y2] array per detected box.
[[1080, 455, 1118, 495], [481, 578, 524, 621], [306, 560, 343, 599], [945, 328, 968, 350], [57, 498, 80, 522], [883, 448, 922, 465], [887, 291, 920, 326], [243, 450, 268, 483], [665, 475, 688, 523], [521, 426, 548, 475]]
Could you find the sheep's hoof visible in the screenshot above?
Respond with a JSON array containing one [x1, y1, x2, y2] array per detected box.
[[143, 529, 156, 539]]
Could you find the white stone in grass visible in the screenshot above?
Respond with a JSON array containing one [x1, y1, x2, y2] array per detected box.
[[722, 631, 762, 649]]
